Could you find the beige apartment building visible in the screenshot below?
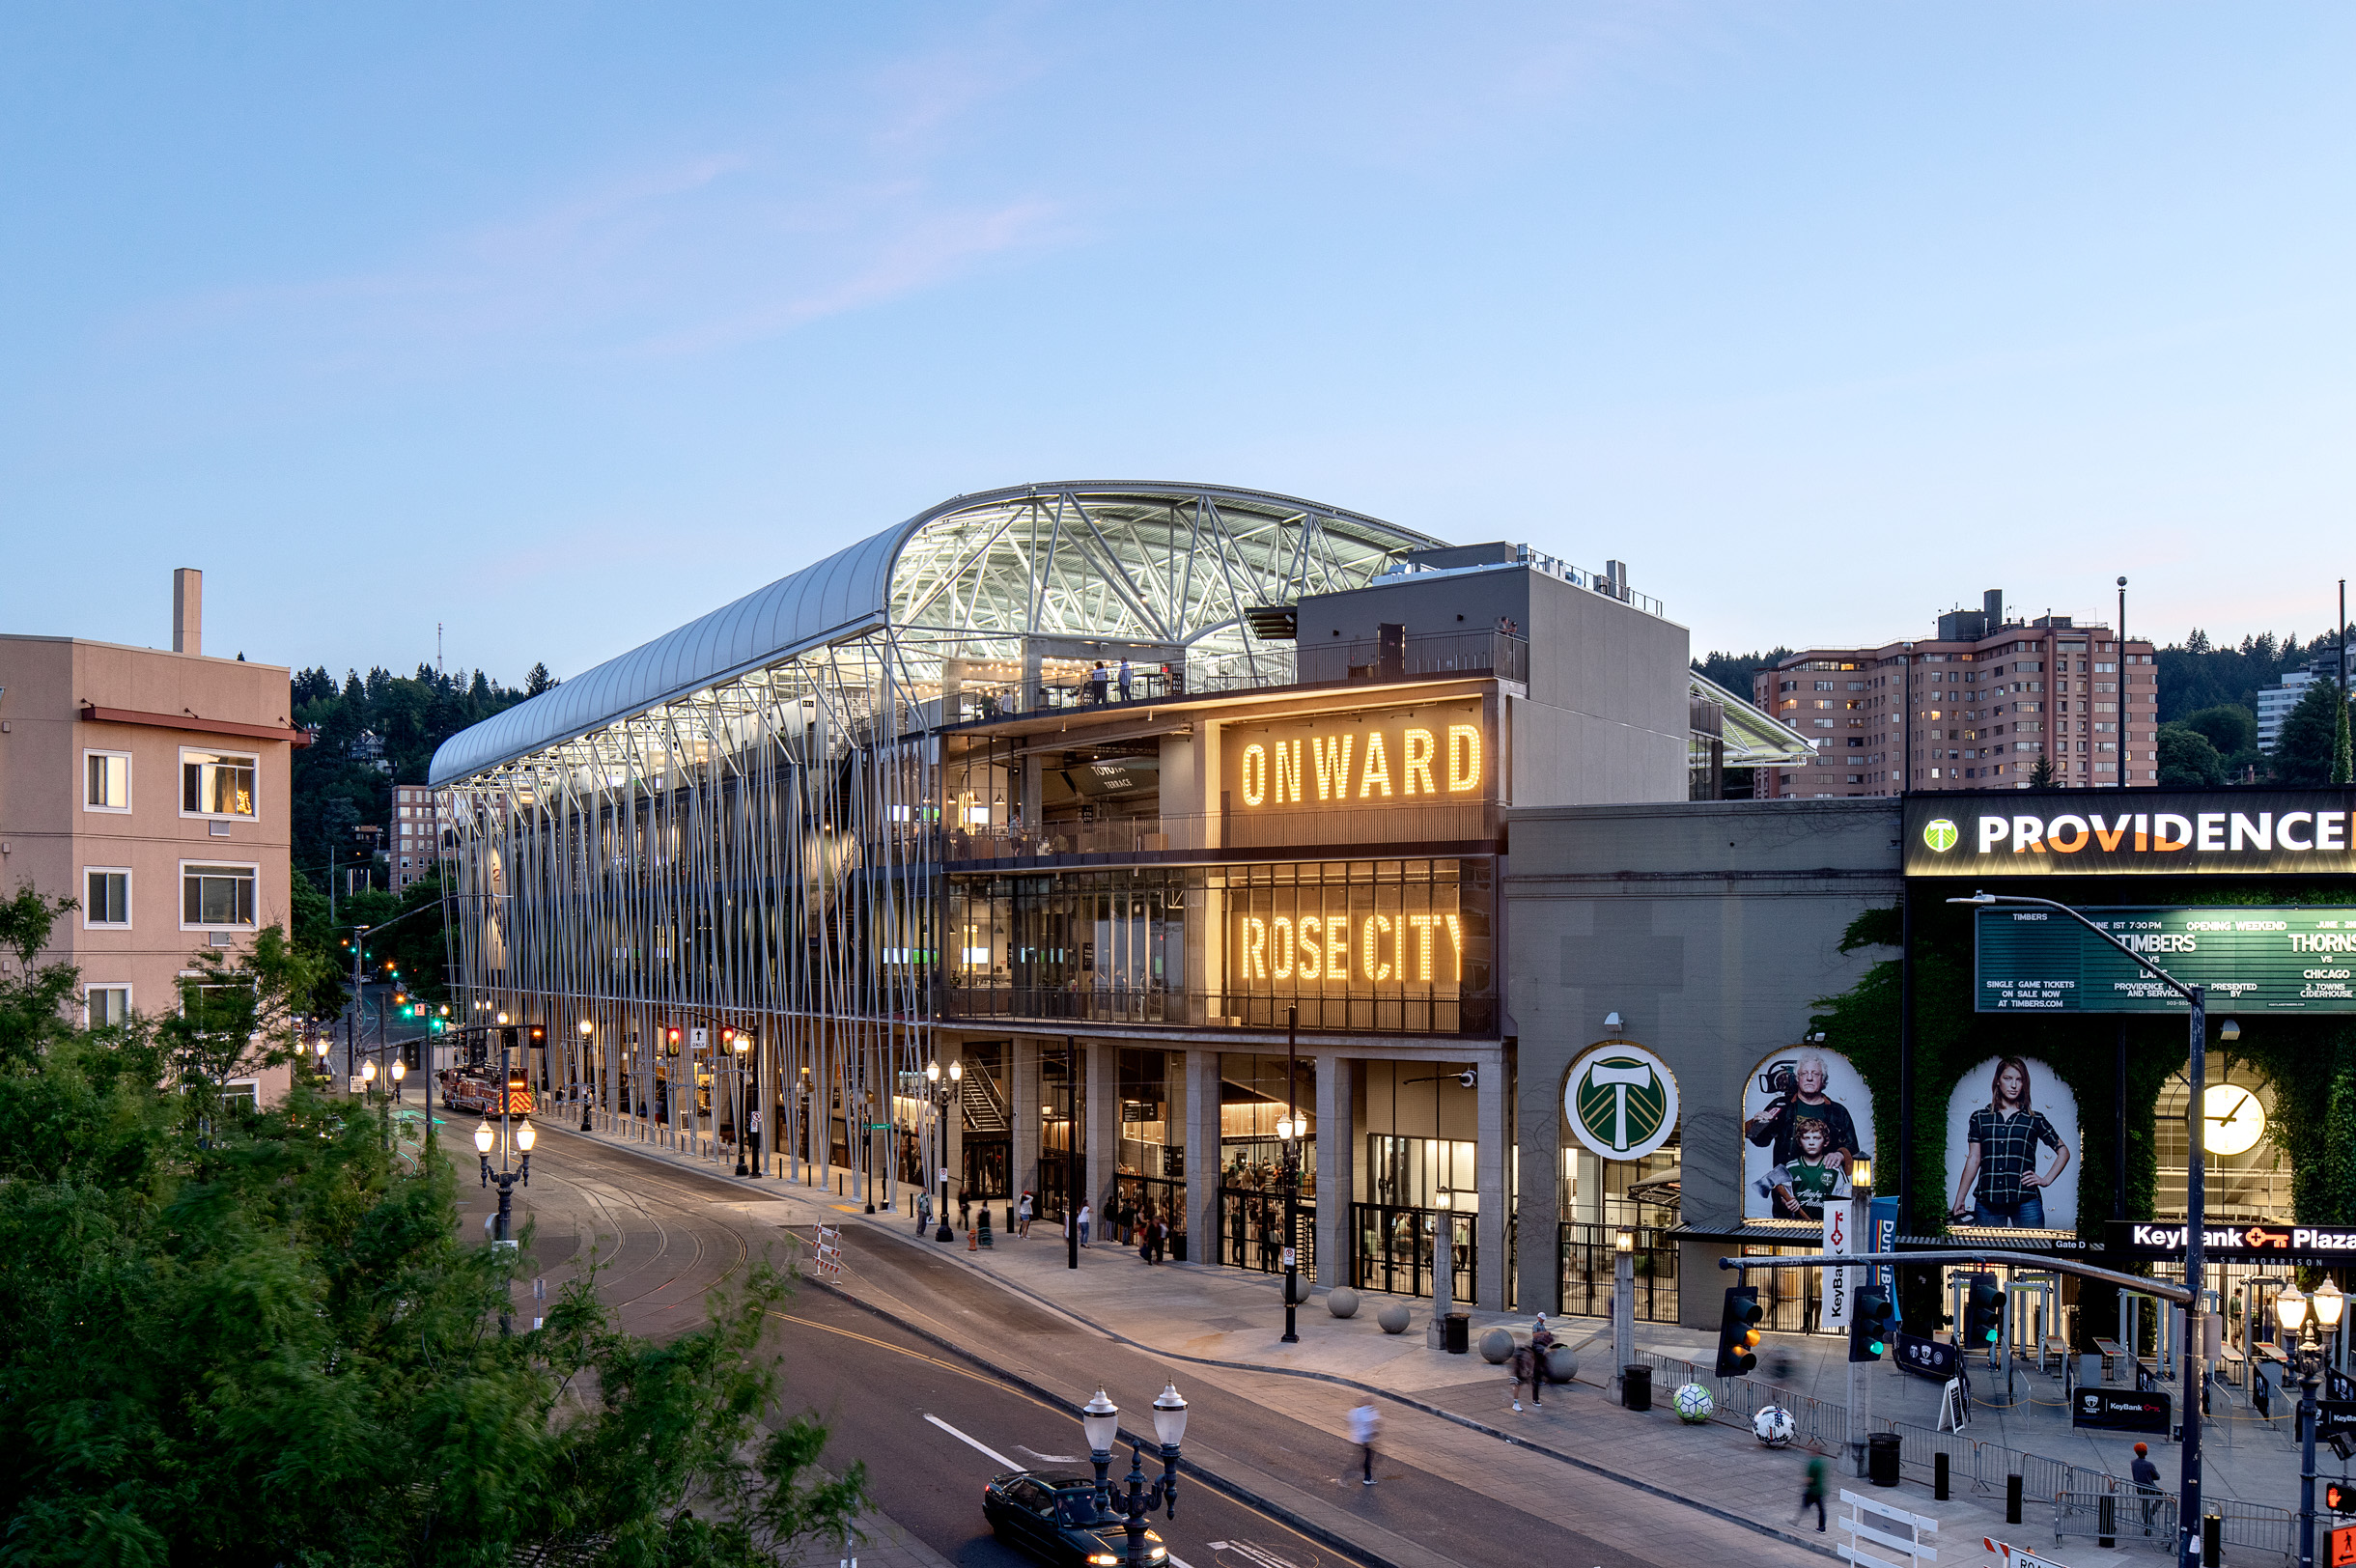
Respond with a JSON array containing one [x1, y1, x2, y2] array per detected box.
[[1752, 590, 2158, 798], [390, 783, 444, 890], [0, 570, 306, 1101]]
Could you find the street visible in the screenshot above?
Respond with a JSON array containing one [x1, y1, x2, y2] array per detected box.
[[474, 1127, 1775, 1568]]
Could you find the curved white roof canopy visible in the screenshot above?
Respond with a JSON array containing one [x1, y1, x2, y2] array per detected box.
[[430, 481, 1440, 785]]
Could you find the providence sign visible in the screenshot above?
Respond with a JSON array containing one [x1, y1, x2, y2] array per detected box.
[[1905, 789, 2356, 877]]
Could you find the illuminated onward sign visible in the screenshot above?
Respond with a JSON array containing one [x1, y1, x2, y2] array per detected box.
[[1232, 910, 1465, 983], [1229, 709, 1485, 809], [1905, 790, 2356, 876]]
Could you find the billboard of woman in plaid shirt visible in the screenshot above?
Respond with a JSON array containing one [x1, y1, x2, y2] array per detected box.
[[1947, 1055, 2076, 1229]]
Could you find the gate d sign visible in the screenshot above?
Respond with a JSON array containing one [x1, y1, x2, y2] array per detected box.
[[1564, 1042, 1680, 1161]]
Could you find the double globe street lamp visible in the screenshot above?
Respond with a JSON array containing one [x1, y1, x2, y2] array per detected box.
[[926, 1059, 962, 1242], [2275, 1277, 2346, 1568], [1080, 1384, 1190, 1567]]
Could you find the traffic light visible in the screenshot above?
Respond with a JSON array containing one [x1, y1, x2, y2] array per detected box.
[[1850, 1284, 1897, 1362], [1716, 1285, 1763, 1376], [1964, 1274, 2005, 1348], [529, 1026, 546, 1044]]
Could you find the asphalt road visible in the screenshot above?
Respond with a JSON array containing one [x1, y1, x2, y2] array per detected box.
[[492, 1129, 1698, 1568]]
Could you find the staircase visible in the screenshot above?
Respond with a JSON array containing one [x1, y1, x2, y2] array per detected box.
[[962, 1066, 1010, 1134]]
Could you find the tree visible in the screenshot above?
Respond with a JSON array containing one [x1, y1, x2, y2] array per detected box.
[[526, 660, 559, 695], [2155, 722, 2227, 789], [2274, 682, 2346, 786], [2338, 689, 2353, 786], [0, 918, 865, 1563], [2027, 753, 2059, 789], [2183, 703, 2256, 758]]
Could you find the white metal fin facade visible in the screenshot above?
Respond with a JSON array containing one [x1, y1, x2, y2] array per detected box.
[[433, 483, 1437, 1200]]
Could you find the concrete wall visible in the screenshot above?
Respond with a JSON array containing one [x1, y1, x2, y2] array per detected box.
[[1502, 798, 1902, 1324], [1297, 565, 1691, 807]]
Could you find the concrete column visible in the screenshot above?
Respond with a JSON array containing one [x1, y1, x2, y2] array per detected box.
[[1012, 1036, 1042, 1204], [1515, 1039, 1562, 1317], [1087, 1040, 1117, 1229], [1315, 1052, 1353, 1289], [1476, 1045, 1508, 1311], [1186, 1047, 1219, 1266]]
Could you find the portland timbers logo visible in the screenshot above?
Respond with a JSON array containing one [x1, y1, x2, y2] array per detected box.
[[1564, 1044, 1679, 1160], [1922, 818, 1960, 853]]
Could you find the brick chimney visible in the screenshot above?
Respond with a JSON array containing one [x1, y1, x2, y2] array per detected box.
[[173, 568, 202, 656]]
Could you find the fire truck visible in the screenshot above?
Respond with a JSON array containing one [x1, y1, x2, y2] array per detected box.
[[437, 1065, 533, 1117]]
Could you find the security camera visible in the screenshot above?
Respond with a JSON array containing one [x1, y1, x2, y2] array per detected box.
[[1603, 1012, 1623, 1032], [1457, 1067, 1477, 1090]]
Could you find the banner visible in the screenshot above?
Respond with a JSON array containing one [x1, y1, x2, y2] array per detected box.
[[1906, 790, 2356, 878], [1946, 1056, 2080, 1233], [1742, 1046, 1874, 1222], [2073, 1387, 2170, 1434]]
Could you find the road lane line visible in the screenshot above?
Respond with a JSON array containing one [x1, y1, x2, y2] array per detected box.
[[924, 1413, 1019, 1470]]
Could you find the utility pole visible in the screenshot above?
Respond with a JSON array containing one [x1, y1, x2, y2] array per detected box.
[[1067, 1035, 1080, 1272], [1281, 1005, 1300, 1345], [1896, 641, 1916, 1230]]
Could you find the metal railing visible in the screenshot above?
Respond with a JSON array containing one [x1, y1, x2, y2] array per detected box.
[[940, 802, 1497, 862], [1219, 1186, 1313, 1277], [940, 984, 1493, 1036], [2056, 1490, 2175, 1552], [1559, 1222, 1680, 1323]]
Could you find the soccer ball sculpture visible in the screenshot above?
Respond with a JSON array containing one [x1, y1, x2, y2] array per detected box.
[[1672, 1383, 1715, 1423], [1753, 1405, 1796, 1446]]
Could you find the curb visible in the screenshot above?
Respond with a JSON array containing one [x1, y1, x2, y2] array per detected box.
[[545, 1123, 1838, 1563]]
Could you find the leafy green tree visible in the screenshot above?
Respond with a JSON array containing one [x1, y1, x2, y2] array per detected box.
[[2182, 703, 2256, 757], [2274, 682, 2346, 786], [0, 899, 865, 1565], [2155, 721, 2227, 788]]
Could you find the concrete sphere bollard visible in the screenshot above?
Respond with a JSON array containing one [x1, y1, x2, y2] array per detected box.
[[1479, 1328, 1515, 1364], [1543, 1344, 1580, 1386], [1328, 1286, 1360, 1319], [1377, 1302, 1412, 1335], [1288, 1274, 1312, 1305]]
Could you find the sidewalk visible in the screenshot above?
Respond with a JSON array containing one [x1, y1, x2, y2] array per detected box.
[[542, 1124, 2310, 1564]]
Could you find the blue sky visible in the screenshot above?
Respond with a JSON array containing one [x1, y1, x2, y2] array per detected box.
[[3, 5, 2351, 683]]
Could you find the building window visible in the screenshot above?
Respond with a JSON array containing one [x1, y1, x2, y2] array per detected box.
[[84, 750, 131, 812], [84, 869, 130, 927], [182, 750, 258, 819], [182, 862, 258, 928], [86, 986, 131, 1026]]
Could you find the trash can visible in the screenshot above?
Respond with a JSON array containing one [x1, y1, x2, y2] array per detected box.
[[1622, 1363, 1652, 1412], [1443, 1312, 1471, 1355], [1867, 1432, 1902, 1487]]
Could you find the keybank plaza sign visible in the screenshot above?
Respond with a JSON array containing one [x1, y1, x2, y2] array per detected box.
[[2113, 1221, 2356, 1259], [1904, 790, 2356, 876]]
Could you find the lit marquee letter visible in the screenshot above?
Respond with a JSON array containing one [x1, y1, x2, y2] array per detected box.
[[1447, 725, 1481, 792], [1275, 740, 1304, 804], [1408, 913, 1438, 979], [1360, 733, 1393, 799], [1298, 915, 1322, 979], [1272, 916, 1295, 979], [1444, 912, 1463, 977], [1404, 728, 1437, 796], [1313, 735, 1355, 801], [1242, 744, 1267, 807], [1244, 916, 1267, 980], [1327, 916, 1348, 981], [1362, 914, 1392, 981]]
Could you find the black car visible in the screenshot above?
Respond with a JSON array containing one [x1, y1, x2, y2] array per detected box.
[[981, 1470, 1167, 1566]]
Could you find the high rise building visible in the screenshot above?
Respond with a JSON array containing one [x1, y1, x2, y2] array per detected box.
[[1752, 590, 2157, 798], [390, 783, 444, 890]]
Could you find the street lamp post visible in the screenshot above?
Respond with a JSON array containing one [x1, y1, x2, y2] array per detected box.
[[1280, 1004, 1301, 1344], [1953, 891, 2211, 1568], [733, 1031, 752, 1177], [2277, 1279, 2347, 1568], [473, 1032, 536, 1334], [578, 1019, 596, 1133], [1613, 1227, 1636, 1392], [1077, 1385, 1189, 1567], [925, 1060, 959, 1242]]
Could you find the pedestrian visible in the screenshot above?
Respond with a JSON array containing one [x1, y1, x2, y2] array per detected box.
[[1350, 1399, 1381, 1486], [959, 1190, 972, 1231], [746, 1105, 761, 1170], [1118, 658, 1132, 701], [1018, 1190, 1034, 1238], [915, 1189, 933, 1237], [1138, 1209, 1156, 1264], [1511, 1315, 1558, 1412], [1078, 1201, 1092, 1246], [1797, 1451, 1828, 1532], [1089, 662, 1108, 704], [2131, 1442, 2160, 1532]]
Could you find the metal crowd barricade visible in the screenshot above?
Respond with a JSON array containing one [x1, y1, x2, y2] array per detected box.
[[2055, 1488, 2175, 1552]]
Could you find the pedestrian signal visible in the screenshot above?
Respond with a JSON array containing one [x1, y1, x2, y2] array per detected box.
[[2327, 1480, 2354, 1514], [1964, 1274, 2004, 1347], [1716, 1284, 1763, 1377], [1850, 1285, 1897, 1362]]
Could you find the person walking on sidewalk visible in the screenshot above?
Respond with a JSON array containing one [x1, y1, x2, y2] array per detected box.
[[2131, 1442, 2161, 1532], [1796, 1452, 1828, 1532], [915, 1189, 933, 1237], [1510, 1316, 1558, 1412], [1350, 1399, 1381, 1486], [1078, 1202, 1092, 1246], [1018, 1190, 1033, 1238]]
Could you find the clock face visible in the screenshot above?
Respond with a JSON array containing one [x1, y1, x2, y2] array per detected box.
[[2202, 1083, 2266, 1157]]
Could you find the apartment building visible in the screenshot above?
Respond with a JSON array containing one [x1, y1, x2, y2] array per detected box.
[[1752, 590, 2158, 798], [389, 783, 444, 890], [0, 570, 306, 1100]]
